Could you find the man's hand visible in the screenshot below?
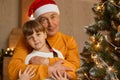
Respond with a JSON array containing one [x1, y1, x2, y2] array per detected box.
[[48, 60, 73, 79], [52, 71, 69, 80], [29, 56, 49, 65]]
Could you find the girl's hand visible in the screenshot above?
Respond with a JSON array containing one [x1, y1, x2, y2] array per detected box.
[[18, 66, 35, 80]]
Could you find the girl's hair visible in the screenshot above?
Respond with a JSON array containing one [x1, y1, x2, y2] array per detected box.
[[46, 40, 58, 57], [22, 20, 46, 37], [22, 20, 58, 57]]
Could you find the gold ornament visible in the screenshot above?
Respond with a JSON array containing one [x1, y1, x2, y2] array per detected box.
[[97, 4, 105, 13], [89, 36, 95, 42]]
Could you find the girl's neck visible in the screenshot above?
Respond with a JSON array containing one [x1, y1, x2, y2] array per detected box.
[[37, 44, 50, 52]]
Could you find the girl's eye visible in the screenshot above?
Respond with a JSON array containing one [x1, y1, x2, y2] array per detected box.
[[27, 36, 33, 40], [37, 33, 41, 36]]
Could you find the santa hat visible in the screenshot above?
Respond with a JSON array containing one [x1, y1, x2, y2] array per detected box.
[[28, 0, 60, 19]]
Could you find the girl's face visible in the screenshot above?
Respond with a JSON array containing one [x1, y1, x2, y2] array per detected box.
[[37, 12, 60, 37], [26, 30, 47, 51]]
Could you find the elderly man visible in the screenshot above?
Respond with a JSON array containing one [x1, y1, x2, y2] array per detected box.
[[8, 0, 80, 80]]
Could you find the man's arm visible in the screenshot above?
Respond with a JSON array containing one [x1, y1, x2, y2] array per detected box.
[[8, 36, 49, 80], [8, 35, 30, 80], [8, 57, 49, 80], [29, 37, 80, 79], [49, 36, 80, 79]]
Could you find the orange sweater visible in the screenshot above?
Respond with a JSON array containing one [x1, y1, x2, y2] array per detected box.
[[8, 32, 80, 80]]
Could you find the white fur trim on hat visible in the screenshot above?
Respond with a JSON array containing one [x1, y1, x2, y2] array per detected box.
[[34, 4, 60, 19]]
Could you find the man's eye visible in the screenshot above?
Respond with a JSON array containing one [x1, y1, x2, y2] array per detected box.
[[39, 18, 47, 23], [51, 15, 55, 19], [51, 14, 58, 19]]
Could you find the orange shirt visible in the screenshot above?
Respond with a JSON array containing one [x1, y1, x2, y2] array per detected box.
[[8, 32, 80, 80]]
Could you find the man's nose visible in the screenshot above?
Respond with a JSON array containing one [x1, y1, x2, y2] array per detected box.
[[47, 19, 52, 26]]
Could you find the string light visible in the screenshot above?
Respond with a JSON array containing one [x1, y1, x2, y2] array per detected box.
[[98, 56, 118, 79], [93, 54, 118, 79], [109, 0, 120, 8], [105, 35, 120, 50], [108, 67, 113, 72], [4, 48, 14, 56], [11, 48, 14, 51], [96, 43, 100, 47], [91, 53, 103, 68], [97, 6, 101, 10], [114, 73, 119, 80], [5, 51, 8, 55], [90, 37, 119, 79], [107, 67, 119, 80], [83, 72, 90, 80], [7, 48, 10, 51], [110, 0, 114, 3]]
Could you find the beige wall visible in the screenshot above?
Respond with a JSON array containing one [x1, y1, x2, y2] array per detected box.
[[56, 0, 96, 52], [0, 0, 97, 52], [1, 1, 97, 79], [0, 0, 20, 50]]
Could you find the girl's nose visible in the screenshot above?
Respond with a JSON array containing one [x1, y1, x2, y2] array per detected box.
[[33, 37, 37, 42]]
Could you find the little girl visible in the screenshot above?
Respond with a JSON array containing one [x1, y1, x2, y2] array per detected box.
[[22, 20, 64, 65], [18, 20, 69, 80]]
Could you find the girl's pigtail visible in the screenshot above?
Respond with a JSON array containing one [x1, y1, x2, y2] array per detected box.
[[46, 40, 58, 57]]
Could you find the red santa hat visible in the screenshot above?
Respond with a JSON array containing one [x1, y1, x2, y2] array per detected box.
[[28, 0, 60, 19]]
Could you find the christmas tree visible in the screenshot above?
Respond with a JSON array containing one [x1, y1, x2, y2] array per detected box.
[[76, 0, 120, 80]]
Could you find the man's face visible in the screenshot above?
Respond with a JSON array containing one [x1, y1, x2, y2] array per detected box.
[[37, 12, 60, 37]]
